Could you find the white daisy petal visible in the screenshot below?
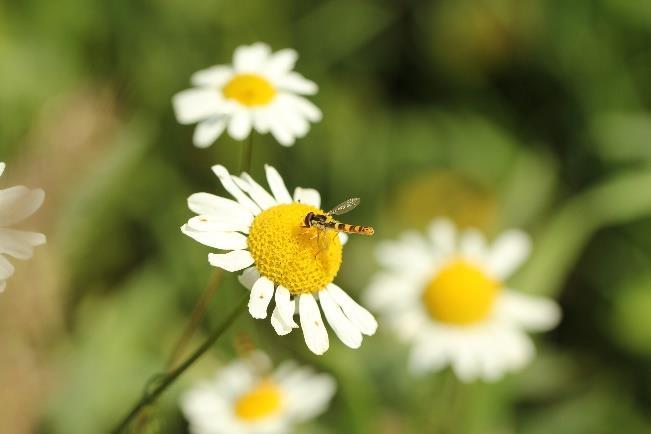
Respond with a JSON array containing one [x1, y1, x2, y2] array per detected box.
[[190, 65, 233, 87], [278, 106, 310, 138], [485, 230, 531, 279], [427, 218, 456, 255], [265, 48, 298, 78], [275, 286, 298, 327], [283, 373, 336, 421], [211, 165, 261, 215], [459, 229, 487, 262], [238, 266, 260, 290], [319, 289, 363, 349], [261, 103, 296, 146], [293, 187, 321, 208], [249, 276, 275, 319], [0, 186, 45, 227], [375, 233, 432, 275], [0, 229, 45, 260], [181, 225, 248, 250], [338, 233, 348, 245], [227, 109, 253, 140], [252, 108, 272, 134], [208, 250, 254, 272], [475, 328, 509, 381], [389, 309, 428, 341], [187, 192, 253, 223], [264, 164, 293, 204], [326, 284, 377, 336], [280, 93, 322, 122], [271, 305, 294, 336], [236, 173, 277, 210], [233, 42, 271, 72], [180, 384, 229, 428], [269, 114, 296, 146], [172, 88, 224, 124], [186, 215, 249, 234], [495, 290, 561, 331], [409, 333, 449, 375], [192, 117, 227, 148], [451, 341, 481, 383], [0, 163, 5, 177], [299, 294, 329, 355], [498, 327, 535, 371], [277, 72, 318, 95], [364, 271, 421, 311]]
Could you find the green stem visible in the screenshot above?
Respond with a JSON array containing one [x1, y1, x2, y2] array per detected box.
[[166, 269, 223, 369], [240, 133, 254, 173], [111, 296, 247, 434]]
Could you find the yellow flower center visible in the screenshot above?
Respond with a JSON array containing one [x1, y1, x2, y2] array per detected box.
[[247, 203, 343, 295], [234, 380, 283, 421], [222, 74, 276, 106], [422, 259, 500, 325]]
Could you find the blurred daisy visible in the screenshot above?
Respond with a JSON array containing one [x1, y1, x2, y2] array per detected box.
[[181, 164, 377, 355], [173, 42, 322, 148], [181, 352, 336, 434], [0, 162, 46, 292], [365, 219, 560, 382]]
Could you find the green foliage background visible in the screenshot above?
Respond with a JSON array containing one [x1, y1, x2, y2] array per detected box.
[[1, 0, 651, 433]]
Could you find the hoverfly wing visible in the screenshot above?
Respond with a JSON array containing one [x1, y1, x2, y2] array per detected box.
[[317, 230, 331, 250], [327, 197, 360, 216]]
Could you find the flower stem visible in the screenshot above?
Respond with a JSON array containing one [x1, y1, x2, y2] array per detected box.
[[166, 269, 223, 369], [110, 295, 247, 434], [240, 133, 254, 173]]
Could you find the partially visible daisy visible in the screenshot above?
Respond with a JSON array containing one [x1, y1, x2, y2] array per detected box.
[[173, 42, 322, 148], [365, 219, 560, 382], [0, 162, 46, 292], [181, 164, 377, 355], [181, 352, 336, 434]]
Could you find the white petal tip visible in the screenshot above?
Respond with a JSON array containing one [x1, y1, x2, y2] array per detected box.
[[249, 309, 268, 320]]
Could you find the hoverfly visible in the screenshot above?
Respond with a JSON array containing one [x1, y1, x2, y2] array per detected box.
[[302, 197, 374, 252]]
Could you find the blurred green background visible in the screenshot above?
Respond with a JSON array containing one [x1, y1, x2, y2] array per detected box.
[[2, 0, 651, 433]]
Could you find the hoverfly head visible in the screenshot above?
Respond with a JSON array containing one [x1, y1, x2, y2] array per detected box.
[[303, 212, 315, 227]]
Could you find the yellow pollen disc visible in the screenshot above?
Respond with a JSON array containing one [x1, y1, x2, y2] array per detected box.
[[222, 74, 276, 106], [422, 259, 500, 325], [247, 203, 343, 295], [234, 380, 283, 421]]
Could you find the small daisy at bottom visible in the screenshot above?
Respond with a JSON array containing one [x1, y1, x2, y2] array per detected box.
[[364, 218, 561, 382], [181, 352, 336, 434], [182, 164, 377, 355]]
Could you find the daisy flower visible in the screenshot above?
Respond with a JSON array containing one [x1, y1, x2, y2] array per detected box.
[[173, 42, 322, 148], [181, 351, 336, 434], [0, 162, 46, 292], [364, 219, 560, 382], [181, 164, 377, 355]]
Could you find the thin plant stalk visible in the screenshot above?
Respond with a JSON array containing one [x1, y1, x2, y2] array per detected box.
[[111, 295, 247, 434], [166, 269, 223, 369], [240, 133, 254, 174]]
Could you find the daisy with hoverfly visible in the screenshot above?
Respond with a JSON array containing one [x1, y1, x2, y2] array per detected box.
[[181, 165, 377, 354]]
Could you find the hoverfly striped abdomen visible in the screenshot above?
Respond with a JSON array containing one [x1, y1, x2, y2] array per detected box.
[[333, 222, 374, 236]]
